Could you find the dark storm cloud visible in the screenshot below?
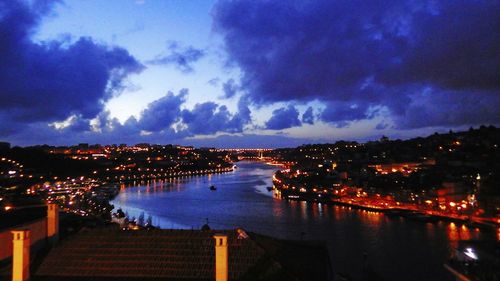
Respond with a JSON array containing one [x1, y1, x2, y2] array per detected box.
[[0, 0, 254, 145], [394, 89, 500, 129], [181, 97, 251, 135], [181, 103, 231, 134], [320, 101, 371, 127], [265, 105, 301, 130], [302, 107, 314, 125], [136, 90, 187, 132], [232, 97, 252, 128], [0, 0, 143, 125], [213, 0, 500, 128], [379, 2, 500, 90], [3, 86, 253, 145], [62, 115, 92, 132], [148, 41, 205, 73], [213, 0, 407, 103], [221, 78, 239, 99]]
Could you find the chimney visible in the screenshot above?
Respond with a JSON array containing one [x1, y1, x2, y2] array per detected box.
[[11, 230, 30, 281], [213, 234, 228, 281], [47, 203, 59, 243]]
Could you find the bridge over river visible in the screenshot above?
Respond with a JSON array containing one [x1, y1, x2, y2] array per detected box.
[[217, 148, 274, 160]]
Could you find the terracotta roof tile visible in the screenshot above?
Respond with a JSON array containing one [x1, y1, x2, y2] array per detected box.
[[35, 228, 265, 280]]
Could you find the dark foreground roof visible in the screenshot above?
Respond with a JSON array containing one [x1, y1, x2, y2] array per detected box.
[[34, 227, 332, 281]]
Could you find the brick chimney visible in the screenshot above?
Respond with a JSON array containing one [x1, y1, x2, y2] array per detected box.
[[11, 230, 30, 281], [47, 203, 59, 243], [213, 234, 228, 281]]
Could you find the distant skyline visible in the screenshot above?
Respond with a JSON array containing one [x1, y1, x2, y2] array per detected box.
[[1, 0, 499, 147]]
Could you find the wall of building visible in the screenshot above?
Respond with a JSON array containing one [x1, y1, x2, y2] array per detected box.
[[0, 218, 47, 263]]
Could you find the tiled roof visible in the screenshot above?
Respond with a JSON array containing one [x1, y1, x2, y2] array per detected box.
[[35, 228, 265, 281], [34, 227, 332, 281]]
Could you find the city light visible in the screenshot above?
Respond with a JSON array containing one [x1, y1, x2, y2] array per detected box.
[[464, 248, 478, 260]]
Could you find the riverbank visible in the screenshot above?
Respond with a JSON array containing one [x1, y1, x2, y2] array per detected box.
[[111, 161, 497, 281], [108, 166, 235, 184], [279, 193, 500, 230]]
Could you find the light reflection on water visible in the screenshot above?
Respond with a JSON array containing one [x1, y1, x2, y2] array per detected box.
[[111, 161, 496, 281]]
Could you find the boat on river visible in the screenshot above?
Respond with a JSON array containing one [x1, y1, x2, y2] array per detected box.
[[209, 185, 217, 191]]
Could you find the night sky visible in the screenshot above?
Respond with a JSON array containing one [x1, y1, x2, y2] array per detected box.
[[1, 0, 499, 147]]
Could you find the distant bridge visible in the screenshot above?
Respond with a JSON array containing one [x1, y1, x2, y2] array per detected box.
[[216, 148, 274, 160], [216, 148, 273, 152]]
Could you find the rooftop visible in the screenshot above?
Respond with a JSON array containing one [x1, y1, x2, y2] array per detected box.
[[33, 227, 332, 281]]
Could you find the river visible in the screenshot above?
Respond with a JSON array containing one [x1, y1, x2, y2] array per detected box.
[[111, 161, 496, 281]]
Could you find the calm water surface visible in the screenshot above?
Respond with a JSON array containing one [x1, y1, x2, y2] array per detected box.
[[111, 161, 496, 281]]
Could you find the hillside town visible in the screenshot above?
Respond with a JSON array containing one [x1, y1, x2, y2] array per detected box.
[[0, 126, 499, 281], [271, 126, 500, 226], [0, 144, 235, 220]]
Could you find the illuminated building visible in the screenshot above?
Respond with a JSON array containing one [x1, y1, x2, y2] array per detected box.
[[368, 160, 435, 176]]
